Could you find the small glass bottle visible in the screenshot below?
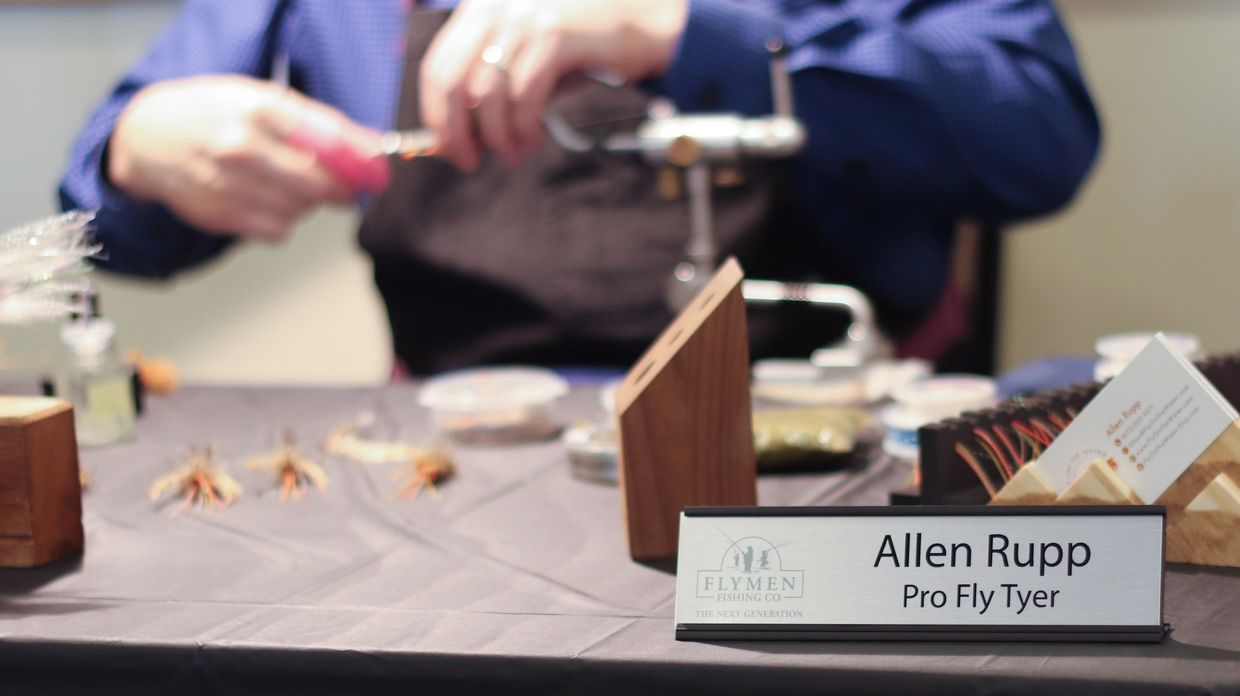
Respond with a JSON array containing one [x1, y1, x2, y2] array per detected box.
[[58, 318, 136, 447]]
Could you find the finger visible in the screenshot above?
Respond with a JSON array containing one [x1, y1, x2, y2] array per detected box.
[[162, 146, 304, 239], [467, 42, 523, 167], [203, 147, 313, 237], [237, 208, 295, 244], [330, 120, 390, 194], [420, 4, 497, 171], [257, 137, 355, 205], [182, 192, 297, 242], [256, 90, 390, 195], [225, 167, 318, 221], [252, 85, 332, 144], [208, 126, 338, 213], [508, 35, 579, 156], [216, 175, 302, 241]]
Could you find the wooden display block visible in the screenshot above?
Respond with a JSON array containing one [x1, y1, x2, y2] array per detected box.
[[615, 258, 757, 561], [1057, 460, 1141, 505], [0, 397, 84, 567], [989, 463, 1056, 505], [990, 420, 1240, 567], [1186, 473, 1240, 513], [1156, 420, 1240, 566]]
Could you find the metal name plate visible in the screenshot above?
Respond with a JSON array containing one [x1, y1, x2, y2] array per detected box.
[[675, 506, 1166, 642]]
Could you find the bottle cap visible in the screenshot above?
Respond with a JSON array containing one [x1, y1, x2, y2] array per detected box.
[[418, 366, 568, 413], [1094, 331, 1201, 381], [892, 374, 996, 422], [60, 317, 116, 356]]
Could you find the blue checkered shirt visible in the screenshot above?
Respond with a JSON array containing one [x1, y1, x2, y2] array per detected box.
[[60, 0, 1099, 313]]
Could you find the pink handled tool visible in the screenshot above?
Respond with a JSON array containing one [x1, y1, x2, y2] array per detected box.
[[288, 111, 420, 195]]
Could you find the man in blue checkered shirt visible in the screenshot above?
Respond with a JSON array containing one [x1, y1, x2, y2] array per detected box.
[[61, 0, 1099, 372]]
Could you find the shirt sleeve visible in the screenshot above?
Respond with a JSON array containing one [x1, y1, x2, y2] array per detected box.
[[58, 1, 289, 278], [658, 0, 1101, 220]]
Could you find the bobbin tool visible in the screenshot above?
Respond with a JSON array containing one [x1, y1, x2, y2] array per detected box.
[[377, 128, 440, 159]]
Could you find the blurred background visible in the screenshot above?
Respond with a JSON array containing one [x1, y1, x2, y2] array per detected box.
[[2, 0, 1238, 385]]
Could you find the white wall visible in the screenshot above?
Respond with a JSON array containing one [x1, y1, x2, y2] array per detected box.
[[0, 1, 392, 385], [4, 1, 1239, 384], [1002, 0, 1240, 368]]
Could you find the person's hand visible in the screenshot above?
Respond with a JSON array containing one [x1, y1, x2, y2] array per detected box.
[[420, 0, 688, 171], [108, 75, 384, 243]]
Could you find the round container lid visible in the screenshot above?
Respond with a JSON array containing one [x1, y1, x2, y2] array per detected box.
[[752, 359, 823, 383], [879, 405, 923, 462], [881, 432, 920, 462], [418, 366, 569, 413], [892, 374, 996, 421], [879, 403, 928, 433], [598, 379, 622, 416], [563, 421, 618, 485], [1095, 332, 1200, 361], [751, 358, 866, 405]]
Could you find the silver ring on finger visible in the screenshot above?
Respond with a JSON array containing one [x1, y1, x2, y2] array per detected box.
[[481, 44, 510, 75]]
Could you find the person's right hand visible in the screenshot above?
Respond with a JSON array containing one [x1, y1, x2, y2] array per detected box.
[[107, 75, 383, 243]]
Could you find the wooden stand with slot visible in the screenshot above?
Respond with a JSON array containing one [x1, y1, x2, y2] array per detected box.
[[0, 397, 84, 568], [992, 419, 1240, 567], [615, 258, 757, 561]]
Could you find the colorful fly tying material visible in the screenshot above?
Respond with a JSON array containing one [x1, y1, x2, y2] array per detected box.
[[149, 446, 243, 516], [955, 409, 1079, 501], [324, 413, 456, 503], [391, 448, 455, 502], [324, 412, 422, 463], [246, 430, 327, 502], [0, 211, 99, 324]]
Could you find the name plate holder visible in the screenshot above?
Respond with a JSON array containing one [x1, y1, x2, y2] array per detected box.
[[675, 505, 1166, 643]]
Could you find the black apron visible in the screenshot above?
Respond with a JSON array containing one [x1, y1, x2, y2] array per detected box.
[[360, 10, 871, 375]]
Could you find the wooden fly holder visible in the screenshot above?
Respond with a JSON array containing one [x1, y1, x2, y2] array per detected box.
[[0, 396, 84, 567], [614, 258, 756, 561], [920, 353, 1240, 567]]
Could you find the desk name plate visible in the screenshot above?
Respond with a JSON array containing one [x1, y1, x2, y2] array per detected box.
[[675, 506, 1166, 642]]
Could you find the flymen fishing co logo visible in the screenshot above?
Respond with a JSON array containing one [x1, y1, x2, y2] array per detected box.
[[695, 532, 804, 602]]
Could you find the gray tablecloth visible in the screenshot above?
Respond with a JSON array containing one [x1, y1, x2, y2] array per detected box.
[[1, 386, 1238, 695]]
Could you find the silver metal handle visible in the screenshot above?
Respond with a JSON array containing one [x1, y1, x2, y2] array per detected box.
[[685, 163, 715, 267], [741, 279, 888, 366], [767, 38, 794, 118]]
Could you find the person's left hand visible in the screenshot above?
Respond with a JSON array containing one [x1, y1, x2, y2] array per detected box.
[[420, 0, 688, 172]]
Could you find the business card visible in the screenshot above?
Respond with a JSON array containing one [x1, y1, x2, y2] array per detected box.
[[1037, 334, 1238, 503]]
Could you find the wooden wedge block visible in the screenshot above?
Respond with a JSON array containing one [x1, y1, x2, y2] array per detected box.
[[1185, 473, 1240, 513], [1056, 459, 1140, 505], [0, 396, 84, 567], [1156, 420, 1240, 509], [990, 461, 1057, 505], [1169, 472, 1240, 567], [615, 258, 757, 561], [1157, 419, 1240, 566]]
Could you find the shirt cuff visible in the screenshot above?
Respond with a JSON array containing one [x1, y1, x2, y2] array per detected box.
[[658, 0, 782, 115], [65, 133, 231, 278]]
